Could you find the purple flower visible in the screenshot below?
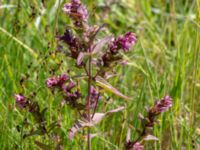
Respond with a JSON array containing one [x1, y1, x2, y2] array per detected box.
[[46, 77, 58, 88], [57, 29, 74, 45], [63, 0, 88, 22], [110, 32, 137, 53], [57, 29, 80, 59], [132, 142, 144, 150], [147, 95, 172, 127], [46, 74, 69, 88], [65, 91, 82, 102], [14, 94, 29, 108], [154, 95, 172, 113]]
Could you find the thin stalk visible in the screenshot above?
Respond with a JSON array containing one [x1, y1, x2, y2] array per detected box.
[[92, 93, 100, 118], [87, 47, 92, 150]]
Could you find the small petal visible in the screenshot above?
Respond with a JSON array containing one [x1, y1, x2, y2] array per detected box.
[[14, 94, 29, 108], [154, 95, 172, 113], [132, 142, 144, 150], [110, 32, 137, 53], [63, 0, 88, 22], [46, 74, 69, 88]]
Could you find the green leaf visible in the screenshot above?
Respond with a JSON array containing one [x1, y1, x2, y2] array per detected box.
[[95, 76, 130, 100]]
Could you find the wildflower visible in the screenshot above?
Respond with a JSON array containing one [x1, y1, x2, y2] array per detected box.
[[14, 94, 29, 108], [150, 95, 172, 115], [46, 74, 69, 88], [46, 77, 58, 88], [110, 32, 137, 53], [57, 29, 74, 46], [147, 95, 172, 127], [132, 142, 144, 150], [64, 91, 82, 104], [63, 0, 88, 22], [57, 29, 80, 59], [154, 95, 172, 113]]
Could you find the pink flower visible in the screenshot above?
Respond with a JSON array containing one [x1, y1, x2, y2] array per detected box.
[[46, 74, 69, 88], [14, 94, 29, 108], [132, 142, 144, 150], [147, 95, 172, 127], [110, 32, 137, 53], [154, 95, 172, 113], [63, 0, 88, 22]]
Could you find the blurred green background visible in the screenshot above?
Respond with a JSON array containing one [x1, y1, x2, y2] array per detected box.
[[0, 0, 200, 149]]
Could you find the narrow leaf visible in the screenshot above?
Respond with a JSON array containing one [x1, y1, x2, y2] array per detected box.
[[91, 113, 106, 124], [95, 76, 130, 100], [0, 27, 37, 57], [77, 52, 90, 66], [106, 106, 125, 114], [77, 52, 85, 66], [0, 5, 17, 9], [126, 128, 131, 143], [143, 135, 159, 141], [92, 36, 113, 55]]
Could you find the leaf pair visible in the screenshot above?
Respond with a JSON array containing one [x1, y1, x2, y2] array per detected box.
[[76, 36, 113, 66], [68, 106, 125, 140]]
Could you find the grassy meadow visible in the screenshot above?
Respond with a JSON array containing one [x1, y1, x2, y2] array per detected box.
[[0, 0, 200, 149]]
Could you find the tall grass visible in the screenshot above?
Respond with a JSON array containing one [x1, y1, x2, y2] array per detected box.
[[0, 0, 199, 149]]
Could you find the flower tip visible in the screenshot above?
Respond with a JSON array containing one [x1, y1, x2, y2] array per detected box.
[[133, 142, 144, 150], [14, 94, 25, 102], [110, 32, 137, 53], [46, 74, 69, 88], [14, 94, 29, 108]]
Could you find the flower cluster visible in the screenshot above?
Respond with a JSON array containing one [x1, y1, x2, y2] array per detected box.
[[14, 94, 40, 114], [147, 95, 172, 127], [110, 32, 137, 53], [57, 29, 81, 59], [153, 95, 172, 114], [59, 2, 137, 74], [100, 32, 137, 69], [46, 74, 69, 88], [46, 74, 82, 109], [63, 0, 88, 26]]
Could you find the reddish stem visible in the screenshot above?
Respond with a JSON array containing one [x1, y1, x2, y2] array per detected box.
[[87, 47, 92, 150]]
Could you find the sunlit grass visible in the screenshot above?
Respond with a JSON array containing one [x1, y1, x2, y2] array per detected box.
[[0, 0, 199, 149]]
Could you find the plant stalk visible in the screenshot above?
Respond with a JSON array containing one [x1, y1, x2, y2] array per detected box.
[[87, 47, 92, 150]]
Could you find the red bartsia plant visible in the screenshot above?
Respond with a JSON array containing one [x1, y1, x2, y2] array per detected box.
[[125, 96, 172, 150], [14, 0, 172, 149]]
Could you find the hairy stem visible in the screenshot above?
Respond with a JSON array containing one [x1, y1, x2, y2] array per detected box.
[[87, 47, 92, 150]]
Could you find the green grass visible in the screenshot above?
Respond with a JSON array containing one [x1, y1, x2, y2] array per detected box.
[[0, 0, 200, 149]]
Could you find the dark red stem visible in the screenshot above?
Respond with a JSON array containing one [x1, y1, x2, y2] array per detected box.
[[87, 47, 92, 150]]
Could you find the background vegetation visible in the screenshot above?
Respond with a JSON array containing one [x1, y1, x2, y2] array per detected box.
[[0, 0, 199, 149]]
